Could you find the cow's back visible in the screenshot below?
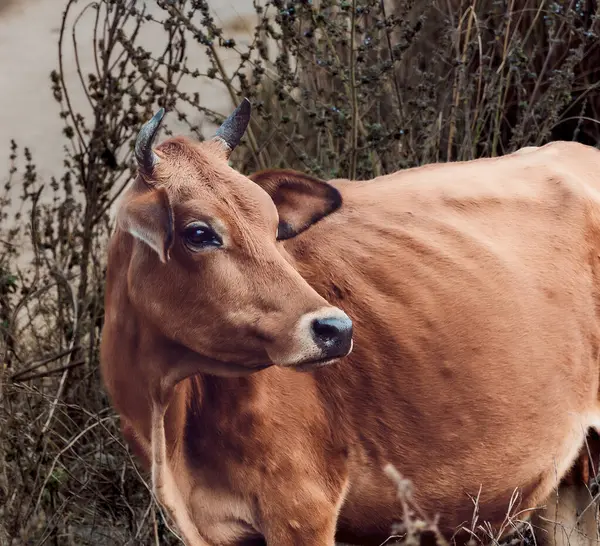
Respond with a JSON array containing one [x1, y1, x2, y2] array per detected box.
[[282, 142, 600, 538]]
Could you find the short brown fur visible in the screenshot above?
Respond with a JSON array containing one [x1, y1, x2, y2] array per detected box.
[[101, 137, 600, 546]]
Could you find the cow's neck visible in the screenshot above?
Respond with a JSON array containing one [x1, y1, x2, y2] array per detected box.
[[102, 236, 191, 460], [107, 303, 268, 469]]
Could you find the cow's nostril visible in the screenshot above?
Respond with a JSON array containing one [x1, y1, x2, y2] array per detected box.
[[312, 320, 339, 342], [310, 315, 353, 356]]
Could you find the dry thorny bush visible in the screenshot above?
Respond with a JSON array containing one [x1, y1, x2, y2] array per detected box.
[[1, 0, 600, 544]]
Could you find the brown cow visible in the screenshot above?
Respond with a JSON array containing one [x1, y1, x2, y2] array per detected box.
[[100, 99, 600, 546]]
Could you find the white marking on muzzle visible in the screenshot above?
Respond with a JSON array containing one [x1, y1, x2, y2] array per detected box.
[[274, 306, 352, 367]]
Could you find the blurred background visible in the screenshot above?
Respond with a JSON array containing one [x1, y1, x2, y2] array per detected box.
[[1, 0, 600, 544]]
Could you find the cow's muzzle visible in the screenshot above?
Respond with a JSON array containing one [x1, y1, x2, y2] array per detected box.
[[310, 315, 353, 359], [265, 306, 354, 370]]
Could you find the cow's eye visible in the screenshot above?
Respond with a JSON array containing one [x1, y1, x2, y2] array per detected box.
[[182, 222, 222, 250]]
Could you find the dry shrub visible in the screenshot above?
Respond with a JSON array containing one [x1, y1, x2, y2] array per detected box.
[[234, 0, 600, 177], [1, 0, 600, 544], [394, 0, 600, 157]]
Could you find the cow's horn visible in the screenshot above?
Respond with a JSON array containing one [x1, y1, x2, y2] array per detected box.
[[213, 98, 252, 154], [135, 107, 165, 178]]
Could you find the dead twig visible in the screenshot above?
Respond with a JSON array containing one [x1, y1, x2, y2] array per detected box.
[[10, 346, 81, 382], [12, 359, 86, 383]]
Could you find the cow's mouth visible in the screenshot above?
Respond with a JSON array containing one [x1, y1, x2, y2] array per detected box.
[[292, 357, 341, 372], [289, 338, 353, 372]]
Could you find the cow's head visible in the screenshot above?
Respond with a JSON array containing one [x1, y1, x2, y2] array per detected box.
[[116, 99, 352, 375]]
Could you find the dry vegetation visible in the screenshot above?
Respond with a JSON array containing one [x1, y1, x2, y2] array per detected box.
[[1, 0, 600, 544]]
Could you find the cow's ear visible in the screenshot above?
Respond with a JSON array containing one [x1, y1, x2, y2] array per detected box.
[[117, 183, 174, 263], [249, 169, 342, 240]]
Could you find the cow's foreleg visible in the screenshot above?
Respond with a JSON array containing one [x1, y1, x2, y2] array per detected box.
[[151, 402, 211, 546], [259, 476, 349, 546], [260, 506, 338, 546]]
